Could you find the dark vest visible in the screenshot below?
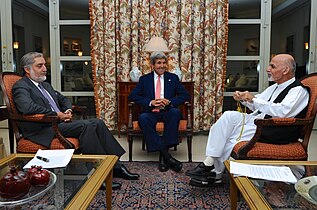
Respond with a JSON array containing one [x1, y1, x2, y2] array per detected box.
[[259, 79, 310, 144]]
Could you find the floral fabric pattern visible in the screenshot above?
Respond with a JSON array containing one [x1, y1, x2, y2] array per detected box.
[[90, 0, 228, 131]]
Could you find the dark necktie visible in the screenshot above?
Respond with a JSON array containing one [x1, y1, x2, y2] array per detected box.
[[38, 83, 61, 112]]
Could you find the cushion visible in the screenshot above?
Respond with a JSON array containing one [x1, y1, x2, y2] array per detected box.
[[17, 138, 80, 153], [132, 120, 188, 132], [232, 141, 307, 160]]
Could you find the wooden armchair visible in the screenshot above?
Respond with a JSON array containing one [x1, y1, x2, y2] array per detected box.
[[127, 82, 194, 162], [0, 72, 83, 154], [231, 73, 317, 160]]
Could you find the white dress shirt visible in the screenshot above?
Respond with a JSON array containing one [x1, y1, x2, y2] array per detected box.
[[243, 78, 309, 118]]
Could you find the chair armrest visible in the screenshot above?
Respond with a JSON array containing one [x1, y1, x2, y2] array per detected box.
[[236, 116, 315, 157], [72, 105, 87, 119], [9, 113, 59, 123], [254, 117, 315, 127], [72, 105, 87, 112], [8, 113, 74, 149]]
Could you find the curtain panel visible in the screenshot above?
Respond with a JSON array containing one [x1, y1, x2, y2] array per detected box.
[[90, 0, 228, 131]]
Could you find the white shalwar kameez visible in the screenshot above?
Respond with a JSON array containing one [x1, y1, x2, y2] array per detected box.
[[205, 78, 309, 178]]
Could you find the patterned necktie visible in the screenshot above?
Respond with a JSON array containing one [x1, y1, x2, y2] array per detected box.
[[38, 83, 61, 112], [153, 76, 161, 112]]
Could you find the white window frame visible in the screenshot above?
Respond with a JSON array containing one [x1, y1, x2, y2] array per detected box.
[[0, 0, 14, 72], [49, 0, 92, 97]]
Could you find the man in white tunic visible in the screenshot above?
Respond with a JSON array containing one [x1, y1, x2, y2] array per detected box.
[[186, 54, 310, 185]]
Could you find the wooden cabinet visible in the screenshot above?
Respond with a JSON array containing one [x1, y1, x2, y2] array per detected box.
[[117, 82, 137, 137], [117, 81, 194, 137]]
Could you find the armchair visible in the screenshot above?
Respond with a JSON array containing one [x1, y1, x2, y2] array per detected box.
[[0, 72, 82, 154], [127, 82, 194, 162], [231, 73, 317, 160]]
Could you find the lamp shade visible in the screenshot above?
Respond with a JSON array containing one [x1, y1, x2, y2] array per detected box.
[[144, 37, 170, 52]]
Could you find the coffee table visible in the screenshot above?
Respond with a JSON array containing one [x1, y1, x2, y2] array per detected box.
[[0, 153, 118, 209], [225, 160, 317, 210]]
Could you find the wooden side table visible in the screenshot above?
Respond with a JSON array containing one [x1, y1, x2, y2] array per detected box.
[[117, 82, 137, 137]]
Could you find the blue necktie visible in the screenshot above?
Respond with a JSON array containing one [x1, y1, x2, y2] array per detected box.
[[38, 84, 61, 112]]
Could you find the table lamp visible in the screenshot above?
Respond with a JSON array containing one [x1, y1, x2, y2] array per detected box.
[[144, 37, 170, 53]]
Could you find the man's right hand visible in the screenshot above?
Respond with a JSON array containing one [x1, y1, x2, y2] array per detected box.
[[233, 91, 254, 102], [151, 99, 167, 109], [57, 111, 72, 122]]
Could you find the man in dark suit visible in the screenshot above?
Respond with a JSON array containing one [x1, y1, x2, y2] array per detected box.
[[13, 52, 140, 190], [128, 51, 190, 172]]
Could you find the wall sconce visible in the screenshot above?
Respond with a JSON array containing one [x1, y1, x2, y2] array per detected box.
[[144, 37, 170, 53], [13, 41, 19, 49], [84, 61, 88, 65], [78, 51, 83, 56], [304, 42, 309, 50]]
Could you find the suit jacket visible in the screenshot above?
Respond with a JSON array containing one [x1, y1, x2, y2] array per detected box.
[[128, 71, 190, 112], [12, 76, 72, 147]]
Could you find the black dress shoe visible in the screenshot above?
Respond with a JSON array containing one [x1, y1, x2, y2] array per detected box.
[[100, 182, 122, 190], [113, 164, 140, 180], [189, 177, 223, 188], [185, 162, 215, 178], [165, 156, 182, 172], [158, 155, 169, 172]]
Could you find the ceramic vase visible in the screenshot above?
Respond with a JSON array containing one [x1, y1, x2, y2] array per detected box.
[[130, 67, 142, 82], [171, 67, 182, 81]]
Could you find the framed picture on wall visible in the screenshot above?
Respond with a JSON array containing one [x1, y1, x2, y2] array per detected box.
[[71, 43, 81, 52], [64, 43, 70, 52], [63, 37, 82, 55], [245, 38, 259, 55], [286, 35, 295, 56], [33, 35, 43, 53]]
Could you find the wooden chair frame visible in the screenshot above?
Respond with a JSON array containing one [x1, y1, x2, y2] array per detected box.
[[127, 82, 194, 162], [0, 72, 84, 154], [231, 73, 317, 160]]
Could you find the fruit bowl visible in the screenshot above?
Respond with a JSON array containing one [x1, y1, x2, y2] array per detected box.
[[0, 171, 56, 206]]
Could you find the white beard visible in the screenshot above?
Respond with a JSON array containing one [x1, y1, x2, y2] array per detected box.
[[30, 68, 46, 83]]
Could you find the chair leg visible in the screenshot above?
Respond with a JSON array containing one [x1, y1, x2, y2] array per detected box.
[[117, 124, 121, 138], [128, 135, 133, 162], [187, 135, 192, 162], [142, 137, 146, 150], [174, 136, 182, 151]]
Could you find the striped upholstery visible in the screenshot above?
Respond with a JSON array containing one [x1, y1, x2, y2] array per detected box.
[[132, 120, 188, 132]]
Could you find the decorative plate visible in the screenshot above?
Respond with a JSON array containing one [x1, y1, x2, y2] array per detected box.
[[295, 175, 317, 205]]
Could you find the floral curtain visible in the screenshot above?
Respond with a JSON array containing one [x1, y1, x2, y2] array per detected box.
[[90, 0, 228, 131]]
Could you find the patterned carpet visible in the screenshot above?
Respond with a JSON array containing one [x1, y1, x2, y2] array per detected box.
[[88, 162, 249, 210]]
